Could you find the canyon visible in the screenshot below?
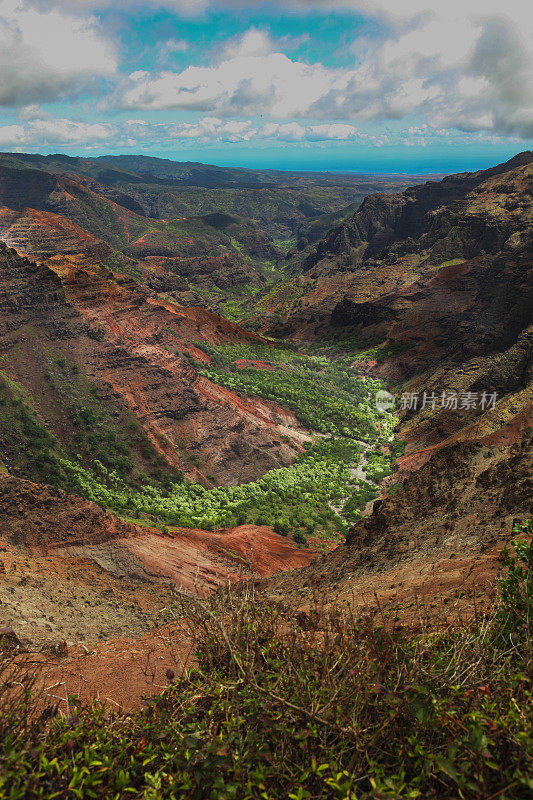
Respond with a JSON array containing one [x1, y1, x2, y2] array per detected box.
[[0, 151, 531, 710]]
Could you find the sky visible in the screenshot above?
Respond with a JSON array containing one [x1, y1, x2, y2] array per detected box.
[[0, 0, 532, 172]]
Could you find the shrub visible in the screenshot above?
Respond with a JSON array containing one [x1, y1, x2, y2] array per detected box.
[[0, 654, 53, 744], [495, 519, 533, 643], [274, 519, 290, 536], [2, 581, 532, 799]]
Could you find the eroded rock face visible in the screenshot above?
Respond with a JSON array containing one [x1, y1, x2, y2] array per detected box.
[[0, 474, 140, 549], [345, 439, 532, 556], [261, 154, 532, 611], [0, 472, 318, 646], [0, 242, 305, 485], [0, 246, 79, 336], [268, 154, 532, 456], [0, 162, 274, 298], [0, 207, 112, 261], [329, 165, 532, 371], [264, 436, 532, 611], [305, 151, 533, 272]]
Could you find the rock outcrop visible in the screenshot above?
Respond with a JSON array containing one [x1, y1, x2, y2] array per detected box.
[[265, 436, 532, 610], [0, 242, 305, 485], [267, 154, 532, 456], [261, 153, 533, 610]]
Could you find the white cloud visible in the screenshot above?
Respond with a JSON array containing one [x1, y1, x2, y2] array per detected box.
[[0, 125, 26, 146], [0, 0, 116, 106], [166, 117, 257, 142], [0, 117, 116, 146], [31, 0, 210, 12], [307, 123, 360, 140], [3, 1, 532, 141], [259, 122, 305, 141], [0, 115, 258, 148], [46, 0, 533, 32], [113, 4, 533, 138], [156, 37, 189, 66], [0, 114, 388, 148], [117, 36, 340, 119], [222, 28, 273, 58], [0, 112, 516, 151]]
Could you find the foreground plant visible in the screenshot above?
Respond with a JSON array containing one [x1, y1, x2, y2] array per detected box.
[[496, 521, 533, 643], [0, 524, 531, 799]]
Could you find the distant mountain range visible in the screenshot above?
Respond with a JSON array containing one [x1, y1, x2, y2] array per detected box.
[[0, 151, 416, 310]]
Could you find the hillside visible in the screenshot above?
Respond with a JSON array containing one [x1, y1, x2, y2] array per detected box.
[[0, 151, 530, 611], [0, 241, 310, 489], [0, 471, 316, 646], [0, 221, 399, 652], [0, 150, 531, 799], [0, 152, 416, 315], [257, 154, 532, 442], [257, 153, 532, 610]]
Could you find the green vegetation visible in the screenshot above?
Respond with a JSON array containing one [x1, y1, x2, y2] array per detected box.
[[1, 524, 531, 799], [342, 478, 378, 519], [43, 358, 183, 490], [129, 184, 369, 240], [44, 341, 397, 541], [306, 333, 411, 365], [0, 337, 397, 542], [0, 363, 183, 495], [363, 450, 394, 482], [45, 358, 136, 478], [496, 520, 533, 642], [57, 437, 359, 539], [432, 258, 465, 271], [0, 371, 66, 486], [248, 277, 317, 322], [195, 341, 391, 439]]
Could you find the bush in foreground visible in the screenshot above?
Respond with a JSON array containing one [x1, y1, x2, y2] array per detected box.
[[0, 530, 532, 799]]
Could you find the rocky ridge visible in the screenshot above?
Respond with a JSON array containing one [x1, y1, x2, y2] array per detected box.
[[0, 242, 305, 486], [261, 154, 532, 609]]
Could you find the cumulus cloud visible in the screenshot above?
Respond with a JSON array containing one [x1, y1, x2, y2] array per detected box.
[[114, 6, 532, 138], [117, 29, 342, 119], [166, 117, 257, 142], [3, 0, 532, 141], [0, 114, 396, 148], [125, 117, 381, 145], [258, 122, 369, 142], [0, 116, 116, 147], [0, 0, 116, 106]]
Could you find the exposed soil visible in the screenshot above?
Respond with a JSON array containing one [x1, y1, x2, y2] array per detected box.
[[0, 242, 306, 486], [263, 438, 533, 616], [0, 474, 317, 648], [35, 622, 194, 712]]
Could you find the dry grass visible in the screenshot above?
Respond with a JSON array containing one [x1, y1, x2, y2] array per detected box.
[[0, 531, 531, 799]]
